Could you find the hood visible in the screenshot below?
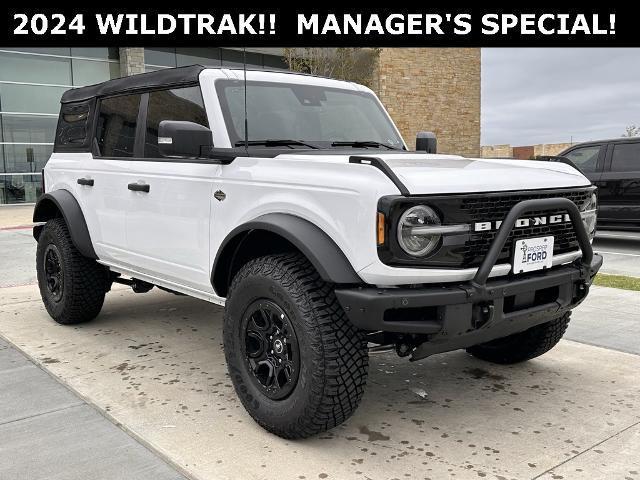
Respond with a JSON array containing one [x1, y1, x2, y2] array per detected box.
[[379, 154, 591, 194], [278, 152, 591, 195]]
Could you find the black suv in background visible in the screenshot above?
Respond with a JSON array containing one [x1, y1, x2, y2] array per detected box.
[[560, 137, 640, 231]]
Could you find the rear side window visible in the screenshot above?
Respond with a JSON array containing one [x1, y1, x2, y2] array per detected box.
[[95, 94, 141, 157], [54, 99, 95, 152], [562, 145, 601, 173], [144, 86, 208, 157], [610, 142, 640, 172]]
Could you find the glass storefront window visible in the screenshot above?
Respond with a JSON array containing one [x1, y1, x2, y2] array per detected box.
[[2, 47, 71, 56], [221, 49, 263, 69], [0, 144, 53, 174], [263, 54, 288, 70], [0, 51, 72, 85], [176, 47, 221, 67], [1, 114, 58, 144], [145, 48, 177, 67], [0, 83, 68, 114], [0, 173, 42, 204], [0, 48, 121, 203], [71, 47, 119, 60], [72, 59, 121, 86]]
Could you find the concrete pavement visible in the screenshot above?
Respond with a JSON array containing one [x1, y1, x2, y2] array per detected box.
[[594, 230, 640, 278], [0, 204, 34, 229], [1, 203, 640, 479], [566, 285, 640, 355], [0, 336, 186, 480], [1, 284, 639, 480]]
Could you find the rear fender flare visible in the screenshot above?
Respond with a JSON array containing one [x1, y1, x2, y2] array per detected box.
[[33, 190, 97, 259]]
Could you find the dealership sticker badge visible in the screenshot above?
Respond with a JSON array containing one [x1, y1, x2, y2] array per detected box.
[[513, 236, 554, 274]]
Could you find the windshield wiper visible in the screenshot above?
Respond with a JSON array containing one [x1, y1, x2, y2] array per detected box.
[[234, 139, 319, 149], [331, 141, 398, 150]]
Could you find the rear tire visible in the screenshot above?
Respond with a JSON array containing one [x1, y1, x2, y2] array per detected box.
[[36, 218, 109, 325], [466, 312, 571, 364], [223, 252, 369, 439]]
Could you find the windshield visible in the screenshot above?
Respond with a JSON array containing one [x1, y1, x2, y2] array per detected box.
[[215, 80, 404, 149]]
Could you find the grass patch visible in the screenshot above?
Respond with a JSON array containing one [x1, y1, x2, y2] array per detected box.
[[593, 273, 640, 292]]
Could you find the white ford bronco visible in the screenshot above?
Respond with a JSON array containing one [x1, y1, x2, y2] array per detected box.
[[34, 65, 602, 438]]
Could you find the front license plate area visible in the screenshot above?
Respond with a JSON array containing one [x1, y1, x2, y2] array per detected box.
[[513, 236, 554, 274]]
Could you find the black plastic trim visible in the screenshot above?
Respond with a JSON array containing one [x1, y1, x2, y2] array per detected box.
[[128, 183, 150, 193], [349, 156, 410, 195], [335, 254, 602, 337], [32, 190, 97, 259], [212, 213, 361, 296]]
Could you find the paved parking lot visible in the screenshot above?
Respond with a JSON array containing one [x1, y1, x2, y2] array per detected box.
[[594, 230, 640, 278], [1, 205, 640, 479], [1, 285, 639, 480]]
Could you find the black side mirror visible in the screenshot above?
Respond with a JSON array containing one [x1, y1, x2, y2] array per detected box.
[[416, 131, 437, 153], [158, 120, 213, 158]]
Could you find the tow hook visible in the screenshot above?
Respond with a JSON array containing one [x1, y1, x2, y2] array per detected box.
[[472, 302, 494, 328], [574, 281, 589, 303]]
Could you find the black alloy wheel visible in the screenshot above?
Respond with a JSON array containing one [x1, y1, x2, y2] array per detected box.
[[241, 299, 300, 400], [43, 244, 64, 302]]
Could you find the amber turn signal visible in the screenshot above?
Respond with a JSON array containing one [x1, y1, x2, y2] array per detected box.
[[377, 212, 385, 245]]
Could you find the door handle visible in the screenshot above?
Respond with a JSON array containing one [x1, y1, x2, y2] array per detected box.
[[128, 182, 150, 193], [77, 178, 94, 186]]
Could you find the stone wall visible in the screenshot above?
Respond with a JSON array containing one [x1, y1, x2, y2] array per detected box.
[[533, 143, 574, 157], [119, 47, 145, 76], [372, 48, 481, 157], [481, 144, 513, 158], [481, 142, 576, 159]]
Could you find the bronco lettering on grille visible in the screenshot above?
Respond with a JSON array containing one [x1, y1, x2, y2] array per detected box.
[[474, 213, 571, 232]]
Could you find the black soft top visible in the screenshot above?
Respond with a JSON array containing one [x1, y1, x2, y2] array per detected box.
[[61, 65, 205, 104]]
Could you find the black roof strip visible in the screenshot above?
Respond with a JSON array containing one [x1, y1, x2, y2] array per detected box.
[[349, 155, 410, 196], [61, 65, 206, 104]]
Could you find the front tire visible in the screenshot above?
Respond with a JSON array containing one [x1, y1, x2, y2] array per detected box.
[[36, 218, 109, 325], [223, 253, 369, 439], [466, 312, 571, 364]]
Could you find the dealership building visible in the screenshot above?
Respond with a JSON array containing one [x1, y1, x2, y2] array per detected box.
[[0, 47, 480, 205]]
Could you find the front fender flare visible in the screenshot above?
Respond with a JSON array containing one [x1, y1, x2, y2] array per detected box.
[[33, 190, 97, 259], [212, 213, 362, 296]]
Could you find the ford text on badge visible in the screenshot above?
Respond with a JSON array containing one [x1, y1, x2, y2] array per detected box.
[[513, 236, 555, 273]]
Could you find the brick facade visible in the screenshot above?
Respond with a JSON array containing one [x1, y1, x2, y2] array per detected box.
[[481, 142, 575, 159], [119, 47, 145, 76], [372, 48, 481, 157]]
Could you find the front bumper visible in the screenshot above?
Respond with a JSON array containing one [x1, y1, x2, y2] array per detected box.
[[335, 197, 602, 360]]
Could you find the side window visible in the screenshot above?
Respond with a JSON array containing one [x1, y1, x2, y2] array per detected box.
[[95, 94, 141, 157], [610, 142, 640, 172], [562, 145, 601, 173], [144, 86, 208, 157], [54, 99, 95, 152]]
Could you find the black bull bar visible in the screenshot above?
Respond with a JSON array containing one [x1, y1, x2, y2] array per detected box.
[[335, 197, 603, 360]]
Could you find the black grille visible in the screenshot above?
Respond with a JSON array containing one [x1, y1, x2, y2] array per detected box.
[[455, 189, 592, 267]]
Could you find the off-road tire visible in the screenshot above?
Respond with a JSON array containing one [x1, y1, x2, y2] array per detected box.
[[36, 218, 109, 325], [466, 312, 571, 364], [223, 252, 369, 439]]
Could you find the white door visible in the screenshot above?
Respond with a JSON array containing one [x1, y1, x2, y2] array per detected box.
[[75, 93, 143, 264], [123, 161, 218, 291], [123, 86, 218, 292]]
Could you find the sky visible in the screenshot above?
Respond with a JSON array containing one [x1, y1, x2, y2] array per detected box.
[[481, 48, 640, 146]]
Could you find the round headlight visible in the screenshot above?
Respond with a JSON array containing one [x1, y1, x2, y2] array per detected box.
[[397, 205, 441, 257]]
